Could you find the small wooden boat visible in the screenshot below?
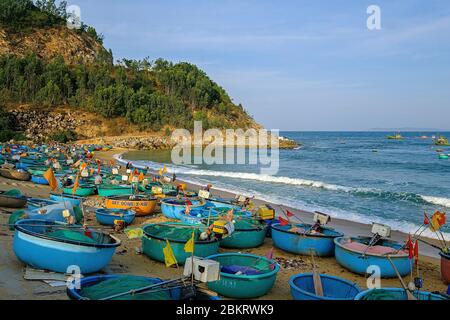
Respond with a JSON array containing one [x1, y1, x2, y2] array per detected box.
[[439, 154, 449, 160], [105, 195, 157, 216], [0, 189, 27, 208], [97, 184, 134, 197], [0, 168, 31, 181], [142, 222, 219, 265], [439, 250, 450, 284], [13, 219, 121, 273], [206, 253, 279, 299], [67, 274, 218, 300], [215, 218, 268, 249], [435, 136, 450, 146], [387, 133, 403, 140], [160, 198, 205, 219], [289, 273, 361, 300], [354, 288, 448, 300], [95, 208, 135, 226], [63, 184, 96, 197], [334, 236, 411, 278], [271, 223, 343, 257]]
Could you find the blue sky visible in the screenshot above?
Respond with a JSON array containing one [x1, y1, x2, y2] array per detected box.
[[67, 0, 450, 131]]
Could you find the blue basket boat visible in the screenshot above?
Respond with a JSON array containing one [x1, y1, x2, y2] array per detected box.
[[205, 197, 241, 210], [179, 207, 220, 225], [142, 222, 220, 265], [31, 175, 49, 185], [66, 274, 219, 300], [289, 273, 361, 300], [354, 288, 449, 300], [25, 202, 77, 223], [13, 219, 121, 273], [206, 253, 279, 299], [95, 208, 135, 226], [271, 223, 343, 257], [27, 198, 60, 210], [334, 236, 411, 278], [160, 198, 206, 219], [49, 193, 84, 206]]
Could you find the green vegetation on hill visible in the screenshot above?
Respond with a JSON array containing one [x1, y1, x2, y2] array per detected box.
[[0, 0, 257, 139]]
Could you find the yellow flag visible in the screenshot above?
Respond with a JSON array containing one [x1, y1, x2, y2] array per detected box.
[[43, 167, 58, 191], [184, 231, 195, 253], [72, 174, 79, 195], [163, 240, 178, 267], [163, 165, 167, 174]]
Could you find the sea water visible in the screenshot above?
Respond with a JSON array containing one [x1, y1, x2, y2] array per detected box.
[[118, 131, 450, 239]]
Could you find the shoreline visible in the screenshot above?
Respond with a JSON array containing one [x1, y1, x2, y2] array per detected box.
[[102, 149, 445, 259], [0, 147, 447, 300]]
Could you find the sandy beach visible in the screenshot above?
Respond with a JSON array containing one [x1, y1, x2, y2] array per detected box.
[[0, 148, 447, 300]]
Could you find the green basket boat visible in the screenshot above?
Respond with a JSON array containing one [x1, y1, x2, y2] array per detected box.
[[212, 218, 268, 249], [206, 253, 280, 299], [142, 222, 220, 265], [98, 184, 134, 197], [63, 184, 96, 197]]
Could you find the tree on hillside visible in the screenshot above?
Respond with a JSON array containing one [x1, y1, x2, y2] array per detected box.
[[0, 0, 32, 24], [34, 0, 68, 20]]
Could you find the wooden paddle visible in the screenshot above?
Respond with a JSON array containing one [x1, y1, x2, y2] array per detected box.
[[386, 255, 417, 300], [310, 251, 323, 297]]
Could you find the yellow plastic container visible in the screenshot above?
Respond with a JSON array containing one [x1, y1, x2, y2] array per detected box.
[[213, 220, 226, 234], [257, 205, 275, 220]]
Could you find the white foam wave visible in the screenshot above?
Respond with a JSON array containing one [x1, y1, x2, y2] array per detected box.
[[421, 196, 450, 208]]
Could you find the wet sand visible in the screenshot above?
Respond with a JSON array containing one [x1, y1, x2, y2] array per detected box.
[[0, 148, 447, 300]]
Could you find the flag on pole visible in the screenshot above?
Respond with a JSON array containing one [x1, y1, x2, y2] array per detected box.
[[43, 167, 58, 191], [72, 175, 79, 195], [430, 211, 446, 232], [138, 171, 144, 182], [279, 216, 290, 226], [163, 240, 178, 267], [286, 210, 295, 217], [265, 248, 274, 260], [406, 235, 414, 260], [424, 213, 429, 225], [413, 240, 419, 266], [184, 231, 195, 253], [128, 171, 133, 183]]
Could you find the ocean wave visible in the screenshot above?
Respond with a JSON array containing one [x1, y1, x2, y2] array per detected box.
[[116, 153, 450, 209]]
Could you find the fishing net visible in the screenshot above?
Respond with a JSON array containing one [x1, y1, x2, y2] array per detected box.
[[46, 229, 98, 244], [79, 276, 173, 300], [144, 224, 202, 241], [8, 210, 27, 230], [3, 189, 22, 197]]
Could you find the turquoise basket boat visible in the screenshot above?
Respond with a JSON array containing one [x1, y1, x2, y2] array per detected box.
[[97, 184, 134, 197], [13, 219, 121, 273], [66, 274, 219, 300], [271, 223, 343, 257], [95, 208, 135, 226], [206, 253, 280, 299], [289, 273, 361, 300], [215, 218, 268, 249], [63, 184, 96, 197], [142, 222, 220, 265], [334, 236, 411, 278], [354, 288, 449, 300]]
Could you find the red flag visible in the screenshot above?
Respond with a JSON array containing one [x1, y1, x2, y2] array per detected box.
[[424, 213, 429, 225], [279, 216, 290, 226], [286, 210, 295, 217], [406, 235, 414, 260], [414, 241, 419, 266], [185, 199, 192, 206]]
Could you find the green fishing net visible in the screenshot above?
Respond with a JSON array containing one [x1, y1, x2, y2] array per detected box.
[[46, 229, 98, 244], [80, 276, 173, 300], [145, 224, 202, 241], [9, 210, 26, 230], [359, 289, 411, 300], [3, 189, 22, 197], [73, 206, 83, 223]]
